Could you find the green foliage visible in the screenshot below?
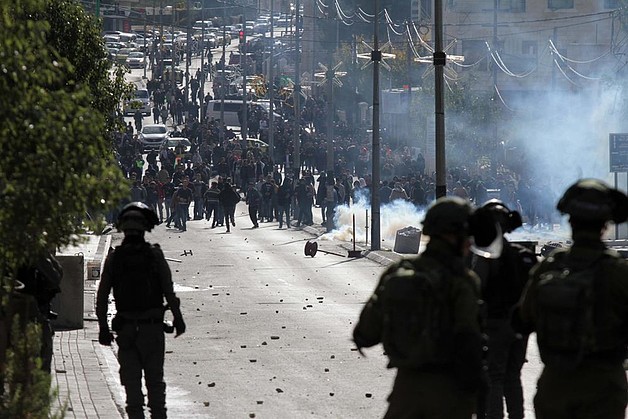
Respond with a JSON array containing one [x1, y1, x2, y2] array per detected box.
[[1, 315, 65, 419], [40, 0, 134, 136], [0, 0, 129, 415], [0, 0, 128, 266]]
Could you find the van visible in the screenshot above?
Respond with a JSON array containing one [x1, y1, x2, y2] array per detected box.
[[206, 99, 278, 128], [124, 88, 151, 116]]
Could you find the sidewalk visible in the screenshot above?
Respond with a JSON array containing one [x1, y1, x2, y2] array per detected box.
[[52, 234, 126, 419]]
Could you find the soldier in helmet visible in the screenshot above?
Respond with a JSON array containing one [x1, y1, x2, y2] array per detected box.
[[96, 202, 186, 419], [470, 200, 537, 419], [353, 197, 499, 418], [513, 179, 628, 419]]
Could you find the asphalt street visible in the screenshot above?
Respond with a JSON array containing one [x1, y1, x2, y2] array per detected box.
[[98, 200, 553, 419]]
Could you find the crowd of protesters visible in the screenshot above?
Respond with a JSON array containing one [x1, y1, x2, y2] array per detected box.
[[111, 60, 559, 232]]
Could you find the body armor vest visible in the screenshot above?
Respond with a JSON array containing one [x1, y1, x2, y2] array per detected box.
[[111, 243, 164, 313]]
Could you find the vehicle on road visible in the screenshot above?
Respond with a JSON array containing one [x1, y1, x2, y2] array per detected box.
[[162, 137, 191, 152], [140, 124, 169, 151], [125, 51, 146, 69], [206, 99, 281, 128], [115, 47, 135, 65], [124, 88, 151, 116]]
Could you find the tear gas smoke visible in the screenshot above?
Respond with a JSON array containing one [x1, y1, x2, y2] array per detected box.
[[319, 193, 427, 247]]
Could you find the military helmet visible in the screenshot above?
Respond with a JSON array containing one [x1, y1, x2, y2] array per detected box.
[[422, 197, 473, 237], [117, 202, 159, 232], [422, 196, 498, 248], [557, 179, 628, 224], [481, 199, 523, 234]]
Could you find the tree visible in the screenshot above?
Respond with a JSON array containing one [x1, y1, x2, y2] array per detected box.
[[0, 0, 129, 415]]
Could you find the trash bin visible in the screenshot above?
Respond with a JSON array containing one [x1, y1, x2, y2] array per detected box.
[[394, 226, 422, 254]]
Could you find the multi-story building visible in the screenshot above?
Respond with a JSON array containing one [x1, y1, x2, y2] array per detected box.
[[433, 0, 623, 104]]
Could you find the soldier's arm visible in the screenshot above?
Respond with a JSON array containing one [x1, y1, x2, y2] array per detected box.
[[153, 245, 186, 335], [451, 272, 484, 391], [353, 266, 393, 350], [96, 255, 114, 329], [511, 260, 545, 335]]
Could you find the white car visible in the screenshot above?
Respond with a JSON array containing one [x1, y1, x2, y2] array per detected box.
[[140, 124, 169, 151], [125, 51, 146, 69]]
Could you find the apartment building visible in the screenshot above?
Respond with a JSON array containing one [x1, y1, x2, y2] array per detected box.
[[425, 0, 624, 105]]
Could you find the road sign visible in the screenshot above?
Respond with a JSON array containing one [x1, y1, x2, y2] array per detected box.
[[609, 133, 628, 172]]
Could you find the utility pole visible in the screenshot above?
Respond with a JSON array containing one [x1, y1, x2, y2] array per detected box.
[[200, 0, 205, 140], [242, 2, 249, 140], [370, 0, 381, 250], [185, 0, 192, 116], [143, 9, 147, 78], [326, 22, 335, 177], [434, 0, 446, 199], [171, 8, 176, 120], [492, 0, 498, 94], [268, 0, 275, 163], [220, 2, 227, 143], [292, 0, 301, 175]]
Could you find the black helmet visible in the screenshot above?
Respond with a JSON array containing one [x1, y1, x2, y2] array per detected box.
[[481, 199, 523, 234], [422, 197, 497, 247], [422, 197, 473, 237], [117, 202, 159, 232], [557, 179, 628, 224]]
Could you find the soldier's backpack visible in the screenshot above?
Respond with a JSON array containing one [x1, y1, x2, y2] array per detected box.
[[534, 251, 612, 370], [380, 259, 453, 368]]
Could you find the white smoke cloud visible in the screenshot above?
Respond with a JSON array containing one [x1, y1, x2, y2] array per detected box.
[[319, 195, 427, 246]]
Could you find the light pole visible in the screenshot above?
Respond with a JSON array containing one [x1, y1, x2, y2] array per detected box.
[[220, 0, 227, 143], [199, 0, 205, 139], [434, 0, 446, 198], [185, 0, 192, 119], [268, 0, 275, 163], [292, 0, 301, 175], [143, 8, 147, 78], [370, 0, 381, 250], [241, 1, 248, 140]]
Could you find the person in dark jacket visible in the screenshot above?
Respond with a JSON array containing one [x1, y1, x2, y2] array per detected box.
[[471, 200, 537, 419], [203, 181, 221, 227], [277, 177, 294, 229], [218, 181, 241, 233], [246, 182, 261, 228]]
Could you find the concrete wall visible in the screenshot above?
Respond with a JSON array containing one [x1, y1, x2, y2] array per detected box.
[[51, 255, 85, 331]]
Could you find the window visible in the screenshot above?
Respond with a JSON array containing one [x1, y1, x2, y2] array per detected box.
[[499, 0, 526, 12], [605, 0, 619, 8], [548, 0, 573, 10], [522, 40, 537, 56]]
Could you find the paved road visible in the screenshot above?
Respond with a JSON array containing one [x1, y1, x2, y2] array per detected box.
[[100, 200, 549, 419]]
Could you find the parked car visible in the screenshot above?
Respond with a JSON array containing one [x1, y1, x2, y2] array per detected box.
[[125, 51, 146, 69], [139, 124, 169, 151]]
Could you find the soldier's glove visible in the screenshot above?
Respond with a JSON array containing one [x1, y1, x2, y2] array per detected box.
[[99, 329, 114, 346], [173, 316, 186, 337]]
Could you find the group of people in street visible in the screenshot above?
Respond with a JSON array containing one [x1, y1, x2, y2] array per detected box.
[[354, 178, 628, 419]]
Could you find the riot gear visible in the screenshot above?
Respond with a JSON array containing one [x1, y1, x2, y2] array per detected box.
[[557, 179, 628, 224], [422, 197, 498, 248], [117, 202, 159, 232], [481, 199, 523, 233]]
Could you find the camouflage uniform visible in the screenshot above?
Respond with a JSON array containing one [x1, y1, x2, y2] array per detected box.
[[354, 237, 485, 419], [517, 231, 628, 419]]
